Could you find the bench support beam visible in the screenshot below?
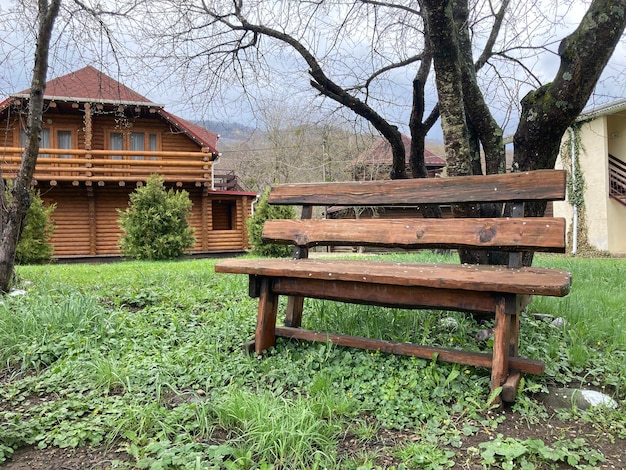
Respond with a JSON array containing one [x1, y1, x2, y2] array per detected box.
[[273, 326, 544, 375]]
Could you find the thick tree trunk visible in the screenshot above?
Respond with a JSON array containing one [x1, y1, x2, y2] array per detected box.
[[422, 0, 471, 177], [453, 0, 505, 175], [513, 0, 626, 204], [409, 16, 433, 180], [0, 0, 61, 293]]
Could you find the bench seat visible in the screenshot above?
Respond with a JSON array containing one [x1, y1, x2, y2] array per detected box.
[[215, 258, 571, 298]]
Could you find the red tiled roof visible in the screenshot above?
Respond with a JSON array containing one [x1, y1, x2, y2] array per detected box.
[[354, 134, 445, 167], [159, 111, 219, 152], [5, 66, 219, 152], [18, 66, 154, 104]]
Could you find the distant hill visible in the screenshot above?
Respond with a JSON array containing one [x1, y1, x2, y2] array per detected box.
[[195, 120, 257, 144]]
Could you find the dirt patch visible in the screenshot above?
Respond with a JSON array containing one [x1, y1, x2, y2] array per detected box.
[[1, 445, 132, 470]]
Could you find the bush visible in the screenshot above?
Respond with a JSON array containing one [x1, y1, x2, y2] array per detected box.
[[15, 189, 56, 265], [247, 188, 295, 257], [118, 175, 195, 260]]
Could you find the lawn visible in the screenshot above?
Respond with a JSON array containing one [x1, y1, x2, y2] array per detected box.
[[1, 253, 625, 469]]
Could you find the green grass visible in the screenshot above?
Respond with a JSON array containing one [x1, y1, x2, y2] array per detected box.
[[1, 253, 625, 468]]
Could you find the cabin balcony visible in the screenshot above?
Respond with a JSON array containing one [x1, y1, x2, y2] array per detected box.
[[1, 147, 216, 187]]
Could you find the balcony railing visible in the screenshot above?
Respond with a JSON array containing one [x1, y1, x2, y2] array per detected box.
[[609, 154, 626, 207], [0, 147, 215, 185], [213, 170, 245, 191]]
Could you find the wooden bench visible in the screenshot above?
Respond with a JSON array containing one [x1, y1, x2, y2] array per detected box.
[[215, 170, 571, 402]]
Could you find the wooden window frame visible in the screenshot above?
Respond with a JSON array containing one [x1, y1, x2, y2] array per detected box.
[[105, 129, 161, 160], [18, 126, 76, 158]]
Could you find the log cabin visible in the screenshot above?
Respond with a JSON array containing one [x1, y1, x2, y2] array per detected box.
[[0, 66, 256, 259]]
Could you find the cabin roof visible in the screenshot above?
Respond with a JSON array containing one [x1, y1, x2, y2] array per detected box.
[[353, 134, 446, 168], [0, 66, 219, 153], [14, 66, 158, 105]]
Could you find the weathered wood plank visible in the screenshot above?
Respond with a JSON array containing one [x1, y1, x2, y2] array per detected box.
[[215, 258, 572, 297], [274, 327, 545, 375], [491, 298, 511, 395], [268, 170, 566, 206], [271, 277, 498, 313], [263, 217, 566, 252], [256, 278, 279, 354]]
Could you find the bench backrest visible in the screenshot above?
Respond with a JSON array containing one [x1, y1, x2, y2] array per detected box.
[[262, 170, 567, 256]]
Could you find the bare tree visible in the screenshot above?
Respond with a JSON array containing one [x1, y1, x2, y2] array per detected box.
[[0, 0, 62, 293], [220, 107, 373, 192], [424, 0, 626, 182], [57, 0, 624, 185], [126, 0, 591, 180]]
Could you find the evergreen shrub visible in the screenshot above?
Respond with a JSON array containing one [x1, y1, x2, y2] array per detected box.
[[118, 175, 195, 260], [247, 188, 295, 257], [15, 189, 56, 265]]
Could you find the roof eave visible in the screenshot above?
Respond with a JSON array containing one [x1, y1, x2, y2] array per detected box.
[[577, 98, 626, 122], [9, 93, 163, 108]]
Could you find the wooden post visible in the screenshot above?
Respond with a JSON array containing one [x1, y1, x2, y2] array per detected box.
[[490, 296, 511, 401], [84, 103, 92, 152], [87, 186, 97, 256], [201, 187, 209, 251], [502, 294, 522, 402], [284, 204, 313, 328], [255, 277, 279, 354]]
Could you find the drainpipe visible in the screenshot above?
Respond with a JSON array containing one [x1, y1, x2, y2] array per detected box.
[[250, 194, 260, 216], [569, 127, 578, 255]]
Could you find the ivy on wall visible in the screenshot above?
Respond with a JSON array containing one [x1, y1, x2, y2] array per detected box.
[[561, 123, 593, 254]]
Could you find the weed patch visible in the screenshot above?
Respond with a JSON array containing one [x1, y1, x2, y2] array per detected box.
[[1, 255, 625, 468]]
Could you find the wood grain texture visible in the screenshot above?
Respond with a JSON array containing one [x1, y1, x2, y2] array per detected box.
[[262, 217, 566, 252], [268, 170, 565, 206], [215, 258, 572, 297], [255, 278, 279, 354], [271, 277, 498, 313]]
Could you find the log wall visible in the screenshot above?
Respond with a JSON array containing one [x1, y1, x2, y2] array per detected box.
[[41, 184, 253, 258], [45, 187, 92, 256]]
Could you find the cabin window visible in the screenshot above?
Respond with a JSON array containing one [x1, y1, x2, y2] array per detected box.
[[212, 200, 236, 230], [20, 128, 51, 157], [110, 132, 124, 160], [57, 130, 72, 158], [107, 131, 160, 159], [130, 132, 145, 160], [148, 134, 158, 160]]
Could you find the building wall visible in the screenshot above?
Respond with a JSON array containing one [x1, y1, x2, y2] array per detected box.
[[555, 113, 626, 255], [554, 118, 609, 251], [607, 113, 626, 254], [44, 186, 92, 257], [580, 118, 610, 251], [42, 184, 253, 258]]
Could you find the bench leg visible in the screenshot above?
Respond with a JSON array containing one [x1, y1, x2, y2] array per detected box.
[[255, 277, 279, 355], [502, 305, 522, 403], [490, 297, 511, 401], [285, 296, 305, 327]]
